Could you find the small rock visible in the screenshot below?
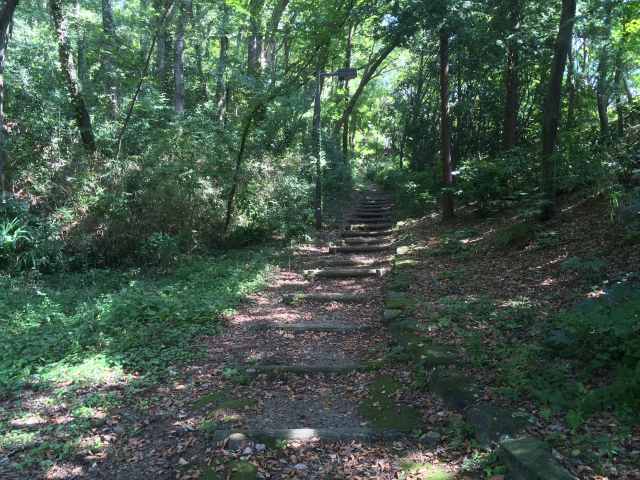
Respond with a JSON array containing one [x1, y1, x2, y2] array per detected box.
[[242, 446, 253, 455], [255, 443, 266, 452], [225, 432, 250, 451], [294, 464, 307, 471], [178, 457, 188, 466]]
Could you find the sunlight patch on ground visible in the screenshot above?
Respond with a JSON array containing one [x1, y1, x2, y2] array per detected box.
[[36, 354, 130, 389]]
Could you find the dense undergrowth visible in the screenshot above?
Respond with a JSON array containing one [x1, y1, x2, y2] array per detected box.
[[0, 247, 277, 395]]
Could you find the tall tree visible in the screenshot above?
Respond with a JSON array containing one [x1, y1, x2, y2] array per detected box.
[[439, 26, 454, 220], [49, 0, 96, 153], [0, 0, 18, 199], [540, 0, 577, 217], [101, 0, 118, 118], [174, 0, 190, 114], [502, 0, 521, 150], [247, 0, 264, 78], [596, 0, 614, 140], [215, 1, 230, 123]]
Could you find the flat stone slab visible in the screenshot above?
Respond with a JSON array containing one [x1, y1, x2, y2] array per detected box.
[[282, 292, 367, 304], [347, 224, 394, 232], [252, 322, 372, 333], [341, 236, 393, 245], [499, 437, 577, 480], [466, 404, 528, 448], [246, 363, 366, 375], [214, 428, 404, 443], [428, 370, 476, 411], [330, 244, 393, 254], [303, 267, 384, 279], [342, 229, 394, 238]]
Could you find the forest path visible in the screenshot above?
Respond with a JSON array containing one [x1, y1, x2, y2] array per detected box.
[[95, 189, 460, 480]]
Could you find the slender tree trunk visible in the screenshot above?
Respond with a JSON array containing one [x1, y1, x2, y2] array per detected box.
[[174, 0, 186, 114], [264, 0, 289, 81], [215, 2, 230, 123], [440, 28, 454, 220], [341, 20, 354, 162], [596, 0, 613, 140], [247, 0, 264, 78], [503, 0, 521, 150], [614, 62, 624, 137], [154, 0, 172, 90], [541, 0, 577, 218], [0, 0, 18, 200], [224, 114, 253, 233], [49, 0, 96, 153], [102, 0, 118, 118], [566, 44, 576, 130], [335, 39, 399, 135]]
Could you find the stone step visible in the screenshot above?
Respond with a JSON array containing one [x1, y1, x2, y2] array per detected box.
[[351, 216, 392, 222], [341, 236, 393, 245], [499, 437, 577, 480], [214, 427, 404, 444], [303, 268, 385, 279], [342, 229, 393, 238], [347, 223, 394, 232], [306, 257, 391, 268], [349, 216, 392, 223], [282, 292, 367, 304], [252, 322, 372, 333], [329, 244, 393, 254], [246, 363, 366, 375]]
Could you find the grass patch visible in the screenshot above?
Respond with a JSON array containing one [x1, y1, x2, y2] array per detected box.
[[0, 247, 278, 472], [0, 248, 276, 393]]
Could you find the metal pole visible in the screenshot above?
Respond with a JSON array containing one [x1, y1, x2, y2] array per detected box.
[[313, 70, 322, 230]]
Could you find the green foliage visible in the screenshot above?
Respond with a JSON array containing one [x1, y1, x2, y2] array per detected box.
[[493, 223, 538, 250], [552, 282, 640, 414], [0, 248, 275, 393], [372, 167, 436, 215], [457, 148, 534, 211], [560, 256, 607, 282]]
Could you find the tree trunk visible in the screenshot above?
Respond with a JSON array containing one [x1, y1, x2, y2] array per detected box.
[[247, 0, 264, 78], [101, 0, 118, 118], [503, 0, 521, 150], [154, 0, 172, 90], [215, 1, 230, 123], [541, 0, 576, 218], [335, 39, 399, 135], [174, 0, 186, 114], [439, 28, 454, 221], [341, 20, 354, 162], [264, 0, 289, 82], [596, 0, 613, 140], [566, 43, 576, 130], [614, 62, 624, 137], [0, 0, 18, 200], [49, 0, 96, 153]]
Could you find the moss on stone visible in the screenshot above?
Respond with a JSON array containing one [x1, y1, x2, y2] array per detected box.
[[359, 376, 422, 432], [229, 461, 258, 480]]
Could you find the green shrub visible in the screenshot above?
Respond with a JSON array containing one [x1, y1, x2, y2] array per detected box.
[[494, 223, 538, 249], [560, 256, 607, 283], [552, 282, 640, 414]]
